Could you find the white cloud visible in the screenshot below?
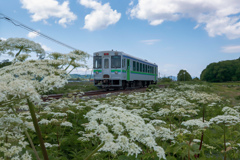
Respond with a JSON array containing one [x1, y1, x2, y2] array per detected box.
[[0, 37, 6, 41], [20, 0, 77, 27], [129, 0, 240, 39], [79, 0, 121, 31], [129, 0, 134, 6], [67, 67, 91, 75], [159, 64, 179, 77], [194, 24, 200, 30], [27, 31, 39, 38], [221, 45, 240, 53], [40, 44, 52, 52], [141, 39, 160, 45]]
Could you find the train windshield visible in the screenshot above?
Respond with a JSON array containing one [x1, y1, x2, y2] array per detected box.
[[93, 56, 102, 68], [111, 55, 121, 68]]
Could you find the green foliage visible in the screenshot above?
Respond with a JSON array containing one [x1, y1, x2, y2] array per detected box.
[[147, 84, 158, 92], [193, 77, 200, 81], [235, 95, 240, 100], [177, 69, 192, 81], [0, 61, 12, 68], [46, 81, 99, 95], [200, 58, 240, 82], [159, 77, 173, 82]]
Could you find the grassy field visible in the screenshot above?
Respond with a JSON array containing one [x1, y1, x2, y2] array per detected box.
[[48, 81, 240, 106], [156, 81, 240, 106], [46, 81, 99, 95], [210, 82, 240, 106]]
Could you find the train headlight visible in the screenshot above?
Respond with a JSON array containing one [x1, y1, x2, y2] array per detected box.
[[115, 71, 118, 74], [96, 71, 99, 74]]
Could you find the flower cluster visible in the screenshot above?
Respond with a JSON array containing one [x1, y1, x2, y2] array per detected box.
[[81, 104, 166, 159], [0, 114, 32, 159]]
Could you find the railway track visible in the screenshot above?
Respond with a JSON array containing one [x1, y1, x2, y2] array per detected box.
[[42, 84, 168, 101]]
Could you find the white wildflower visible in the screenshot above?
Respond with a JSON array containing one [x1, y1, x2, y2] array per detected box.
[[38, 119, 50, 125], [182, 119, 209, 130], [154, 146, 166, 160], [150, 119, 166, 125], [222, 107, 239, 117], [60, 121, 73, 127], [209, 115, 240, 126], [78, 137, 90, 142], [66, 110, 75, 114], [100, 133, 114, 142]]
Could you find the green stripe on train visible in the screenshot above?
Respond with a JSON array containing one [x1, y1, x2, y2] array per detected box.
[[111, 69, 122, 72], [93, 70, 102, 73], [131, 71, 156, 76]]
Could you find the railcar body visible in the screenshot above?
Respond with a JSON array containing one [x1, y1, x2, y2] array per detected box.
[[93, 51, 158, 89]]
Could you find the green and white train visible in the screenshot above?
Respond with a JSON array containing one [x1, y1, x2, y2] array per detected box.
[[93, 51, 158, 89]]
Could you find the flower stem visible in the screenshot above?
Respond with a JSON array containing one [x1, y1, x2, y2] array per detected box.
[[224, 123, 226, 160], [24, 130, 41, 160], [198, 105, 205, 158], [27, 99, 49, 160], [84, 142, 105, 160]]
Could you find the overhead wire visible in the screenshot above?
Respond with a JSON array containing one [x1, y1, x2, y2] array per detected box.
[[0, 13, 78, 51]]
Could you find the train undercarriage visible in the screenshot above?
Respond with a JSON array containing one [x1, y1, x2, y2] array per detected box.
[[94, 79, 156, 90]]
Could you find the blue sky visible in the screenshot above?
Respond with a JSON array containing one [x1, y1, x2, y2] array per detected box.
[[1, 0, 240, 78]]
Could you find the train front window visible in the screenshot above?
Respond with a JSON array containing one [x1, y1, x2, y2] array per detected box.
[[111, 55, 121, 68], [104, 59, 109, 68], [93, 56, 102, 68]]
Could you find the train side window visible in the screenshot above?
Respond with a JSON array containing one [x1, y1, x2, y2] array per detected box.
[[122, 59, 125, 68], [137, 62, 139, 71], [133, 61, 136, 71], [140, 63, 142, 72], [104, 59, 109, 68], [145, 65, 147, 73], [143, 64, 145, 72], [147, 65, 150, 73]]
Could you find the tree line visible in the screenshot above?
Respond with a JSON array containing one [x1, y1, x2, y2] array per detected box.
[[200, 58, 240, 82]]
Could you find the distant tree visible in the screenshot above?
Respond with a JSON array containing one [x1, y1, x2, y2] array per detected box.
[[0, 38, 45, 62], [160, 77, 172, 82], [193, 77, 200, 81], [177, 69, 192, 81], [201, 58, 240, 82]]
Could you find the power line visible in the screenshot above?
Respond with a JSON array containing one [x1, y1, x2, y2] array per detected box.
[[0, 13, 78, 51]]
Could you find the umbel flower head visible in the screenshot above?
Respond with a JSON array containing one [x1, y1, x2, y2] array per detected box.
[[0, 38, 45, 59], [82, 104, 166, 159], [209, 115, 240, 126], [0, 59, 68, 104]]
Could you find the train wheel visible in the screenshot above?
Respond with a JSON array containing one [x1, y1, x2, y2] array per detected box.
[[122, 81, 126, 90]]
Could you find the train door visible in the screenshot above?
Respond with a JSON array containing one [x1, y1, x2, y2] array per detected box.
[[103, 58, 110, 75], [154, 67, 157, 81], [127, 59, 130, 81]]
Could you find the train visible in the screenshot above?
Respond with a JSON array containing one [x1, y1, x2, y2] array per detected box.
[[93, 50, 158, 89]]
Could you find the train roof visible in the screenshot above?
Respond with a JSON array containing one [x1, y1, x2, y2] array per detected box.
[[93, 50, 158, 67]]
